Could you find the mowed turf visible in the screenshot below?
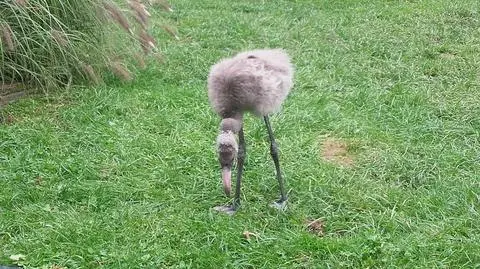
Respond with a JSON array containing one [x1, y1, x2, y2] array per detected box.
[[1, 0, 479, 268]]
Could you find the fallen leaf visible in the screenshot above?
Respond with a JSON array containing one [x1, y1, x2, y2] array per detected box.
[[305, 218, 325, 237], [35, 176, 43, 185], [9, 254, 26, 262], [242, 231, 258, 240]]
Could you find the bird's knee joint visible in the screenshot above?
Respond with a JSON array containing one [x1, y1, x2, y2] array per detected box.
[[270, 142, 279, 157]]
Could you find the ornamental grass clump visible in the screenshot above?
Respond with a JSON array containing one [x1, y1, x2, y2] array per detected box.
[[0, 0, 174, 92]]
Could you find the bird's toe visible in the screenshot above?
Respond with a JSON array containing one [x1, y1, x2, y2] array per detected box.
[[270, 199, 287, 211], [213, 205, 237, 215]]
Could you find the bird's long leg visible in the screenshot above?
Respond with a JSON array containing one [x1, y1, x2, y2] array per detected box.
[[232, 126, 246, 211], [264, 116, 287, 208]]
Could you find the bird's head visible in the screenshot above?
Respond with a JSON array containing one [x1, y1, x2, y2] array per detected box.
[[216, 131, 237, 196]]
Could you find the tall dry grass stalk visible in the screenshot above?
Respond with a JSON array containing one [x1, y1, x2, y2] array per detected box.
[[103, 1, 132, 34], [139, 29, 157, 54], [1, 23, 15, 52], [161, 25, 179, 40], [81, 63, 102, 85], [129, 0, 150, 29], [150, 0, 173, 12], [110, 61, 133, 81], [50, 29, 69, 47], [14, 0, 27, 6]]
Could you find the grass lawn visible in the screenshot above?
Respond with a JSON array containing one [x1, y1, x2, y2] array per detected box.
[[1, 0, 480, 268]]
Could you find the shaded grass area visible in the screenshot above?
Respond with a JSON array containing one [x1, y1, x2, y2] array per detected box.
[[1, 0, 480, 267]]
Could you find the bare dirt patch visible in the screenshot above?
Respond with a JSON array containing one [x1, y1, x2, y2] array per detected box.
[[305, 218, 325, 237], [321, 138, 354, 167]]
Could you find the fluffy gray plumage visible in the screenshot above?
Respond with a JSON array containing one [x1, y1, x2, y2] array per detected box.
[[207, 49, 294, 119], [207, 49, 294, 199], [207, 49, 294, 208], [208, 49, 293, 207]]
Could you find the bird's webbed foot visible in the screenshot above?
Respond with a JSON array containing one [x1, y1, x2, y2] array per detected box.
[[213, 205, 238, 216], [270, 199, 287, 211]]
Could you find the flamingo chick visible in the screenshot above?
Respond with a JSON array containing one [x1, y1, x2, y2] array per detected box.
[[207, 49, 294, 214]]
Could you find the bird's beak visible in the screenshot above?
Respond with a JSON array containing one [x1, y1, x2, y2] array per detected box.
[[222, 167, 232, 196]]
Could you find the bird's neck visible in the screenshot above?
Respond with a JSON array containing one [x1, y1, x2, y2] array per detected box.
[[217, 117, 241, 151], [220, 116, 242, 134]]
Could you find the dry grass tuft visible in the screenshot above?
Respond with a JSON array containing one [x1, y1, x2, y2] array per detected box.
[[129, 0, 150, 29], [150, 0, 173, 12], [110, 61, 133, 81], [134, 53, 146, 69], [81, 63, 102, 85], [161, 25, 179, 40], [50, 29, 69, 47], [138, 29, 157, 54], [15, 0, 27, 6], [103, 1, 132, 34], [1, 23, 15, 52]]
